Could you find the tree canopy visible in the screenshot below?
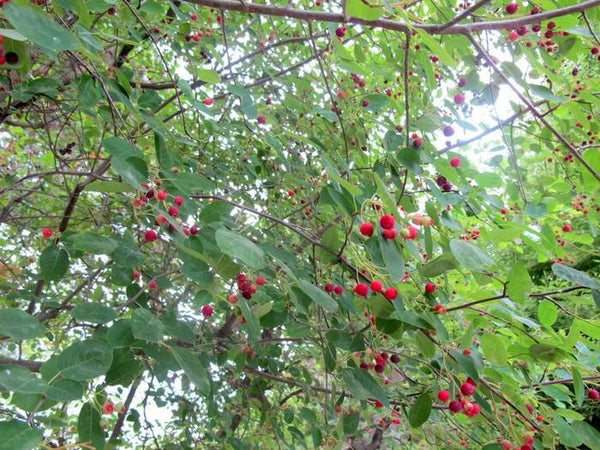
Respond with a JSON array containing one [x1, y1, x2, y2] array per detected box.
[[0, 0, 600, 448]]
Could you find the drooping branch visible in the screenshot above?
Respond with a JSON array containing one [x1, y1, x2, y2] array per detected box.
[[446, 285, 588, 312], [437, 101, 548, 156], [467, 34, 600, 183]]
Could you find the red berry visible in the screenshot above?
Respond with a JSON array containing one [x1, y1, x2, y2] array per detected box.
[[149, 279, 158, 289], [413, 137, 423, 147], [461, 382, 476, 396], [335, 26, 346, 38], [509, 30, 519, 41], [354, 283, 368, 297], [425, 282, 436, 293], [379, 215, 395, 230], [42, 227, 53, 239], [201, 304, 214, 317], [443, 125, 455, 137], [174, 196, 184, 206], [438, 390, 450, 402], [462, 348, 472, 356], [359, 222, 375, 237], [521, 445, 532, 450], [257, 115, 266, 124], [190, 225, 200, 235], [374, 400, 383, 408], [287, 190, 295, 197], [524, 436, 534, 444], [168, 206, 179, 217], [370, 281, 383, 292], [450, 157, 461, 168], [103, 402, 115, 414], [434, 304, 447, 314], [382, 228, 397, 240], [592, 47, 599, 55], [449, 400, 462, 413], [256, 277, 266, 286], [390, 354, 400, 363], [145, 230, 158, 242], [157, 190, 168, 201], [589, 388, 599, 400], [362, 99, 370, 107], [204, 98, 214, 106], [228, 294, 238, 304], [562, 224, 572, 232], [324, 283, 334, 293], [506, 2, 519, 14], [384, 287, 397, 301], [191, 13, 198, 20], [334, 285, 344, 295], [454, 93, 465, 104]]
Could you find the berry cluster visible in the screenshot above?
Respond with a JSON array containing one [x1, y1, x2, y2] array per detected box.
[[438, 378, 481, 418], [139, 188, 200, 239], [230, 273, 265, 301], [435, 175, 453, 192], [359, 214, 422, 242], [357, 350, 401, 374], [323, 282, 344, 296], [354, 281, 398, 301]]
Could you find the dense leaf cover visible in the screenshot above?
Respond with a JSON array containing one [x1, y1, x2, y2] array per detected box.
[[0, 0, 599, 448]]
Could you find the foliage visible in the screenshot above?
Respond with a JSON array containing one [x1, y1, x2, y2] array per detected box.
[[0, 0, 599, 449]]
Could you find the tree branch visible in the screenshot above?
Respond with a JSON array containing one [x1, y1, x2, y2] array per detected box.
[[182, 0, 600, 35]]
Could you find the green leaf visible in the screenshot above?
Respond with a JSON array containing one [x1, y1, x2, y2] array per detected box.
[[537, 300, 557, 327], [77, 403, 105, 450], [552, 264, 600, 289], [342, 411, 360, 436], [529, 84, 566, 102], [57, 340, 113, 381], [480, 334, 507, 366], [70, 233, 118, 254], [0, 420, 43, 450], [418, 254, 459, 277], [0, 365, 48, 394], [528, 344, 569, 362], [524, 203, 547, 219], [414, 330, 435, 358], [295, 279, 338, 313], [346, 0, 384, 20], [105, 349, 143, 387], [553, 414, 582, 447], [131, 309, 164, 343], [0, 309, 45, 340], [111, 242, 146, 268], [39, 245, 69, 281], [238, 296, 261, 341], [572, 368, 584, 406], [3, 3, 80, 54], [0, 28, 27, 41], [340, 368, 388, 407], [378, 236, 405, 283], [408, 392, 432, 428], [197, 69, 221, 84], [46, 379, 84, 402], [414, 29, 456, 67], [112, 156, 148, 189], [71, 303, 117, 324], [171, 347, 211, 395], [85, 180, 136, 193], [215, 229, 266, 270], [506, 262, 532, 304], [449, 239, 494, 270], [572, 421, 600, 449]]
